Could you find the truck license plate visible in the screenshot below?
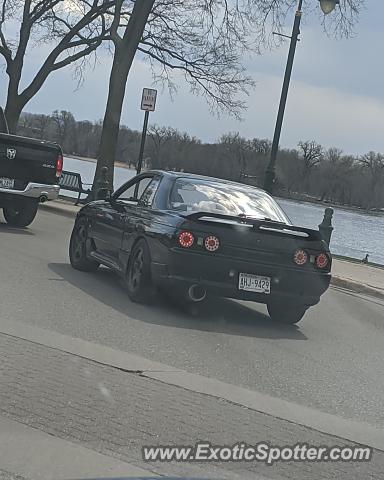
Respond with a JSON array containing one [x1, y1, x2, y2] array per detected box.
[[238, 273, 271, 294], [0, 177, 15, 189]]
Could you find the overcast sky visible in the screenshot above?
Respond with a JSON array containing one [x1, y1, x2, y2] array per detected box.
[[1, 2, 382, 155]]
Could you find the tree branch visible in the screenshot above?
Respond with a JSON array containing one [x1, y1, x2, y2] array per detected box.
[[17, 0, 113, 103], [0, 0, 11, 61]]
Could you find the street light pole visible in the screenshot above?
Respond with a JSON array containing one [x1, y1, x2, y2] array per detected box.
[[263, 0, 303, 194], [263, 0, 339, 194]]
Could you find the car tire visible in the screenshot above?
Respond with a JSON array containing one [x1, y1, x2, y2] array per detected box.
[[125, 239, 154, 303], [267, 302, 307, 325], [3, 199, 38, 227], [69, 218, 100, 272]]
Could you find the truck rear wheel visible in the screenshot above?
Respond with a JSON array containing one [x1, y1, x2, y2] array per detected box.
[[3, 199, 38, 227]]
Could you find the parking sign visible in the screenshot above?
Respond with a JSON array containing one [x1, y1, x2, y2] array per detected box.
[[141, 88, 157, 111]]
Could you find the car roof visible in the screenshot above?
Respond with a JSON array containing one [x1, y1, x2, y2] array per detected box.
[[145, 169, 268, 195]]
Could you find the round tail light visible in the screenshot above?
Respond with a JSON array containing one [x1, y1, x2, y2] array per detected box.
[[204, 235, 220, 252], [293, 249, 308, 265], [316, 253, 329, 269], [178, 231, 194, 248]]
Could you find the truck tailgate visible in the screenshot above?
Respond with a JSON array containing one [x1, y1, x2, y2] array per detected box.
[[0, 133, 61, 186]]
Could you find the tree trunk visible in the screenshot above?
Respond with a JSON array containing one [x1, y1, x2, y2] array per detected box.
[[4, 103, 23, 134], [93, 0, 155, 192], [4, 83, 23, 134], [93, 46, 132, 189], [3, 55, 26, 133]]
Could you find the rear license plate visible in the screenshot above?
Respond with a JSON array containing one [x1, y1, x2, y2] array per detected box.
[[0, 177, 15, 189], [238, 273, 271, 294]]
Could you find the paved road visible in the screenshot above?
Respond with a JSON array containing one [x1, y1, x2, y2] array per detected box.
[[2, 333, 383, 480], [1, 208, 384, 429]]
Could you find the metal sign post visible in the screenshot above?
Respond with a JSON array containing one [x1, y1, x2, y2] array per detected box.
[[136, 88, 157, 175]]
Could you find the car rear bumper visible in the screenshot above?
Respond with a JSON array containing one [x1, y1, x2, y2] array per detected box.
[[0, 182, 60, 200], [151, 249, 331, 307]]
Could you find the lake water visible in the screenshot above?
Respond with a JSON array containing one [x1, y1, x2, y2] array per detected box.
[[277, 199, 384, 265], [63, 156, 384, 265]]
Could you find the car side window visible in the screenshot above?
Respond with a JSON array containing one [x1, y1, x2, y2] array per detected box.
[[116, 177, 153, 203], [139, 176, 161, 208]]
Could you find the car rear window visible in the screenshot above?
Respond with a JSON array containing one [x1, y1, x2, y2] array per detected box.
[[169, 177, 289, 223]]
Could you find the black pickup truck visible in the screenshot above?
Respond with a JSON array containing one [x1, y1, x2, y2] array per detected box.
[[0, 107, 63, 227]]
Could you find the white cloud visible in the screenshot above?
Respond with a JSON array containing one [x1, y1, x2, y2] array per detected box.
[[282, 79, 384, 154]]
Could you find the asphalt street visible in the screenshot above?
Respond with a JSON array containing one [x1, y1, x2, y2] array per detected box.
[[1, 208, 383, 429]]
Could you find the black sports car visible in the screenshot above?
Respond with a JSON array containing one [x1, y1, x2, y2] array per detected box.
[[69, 170, 331, 324]]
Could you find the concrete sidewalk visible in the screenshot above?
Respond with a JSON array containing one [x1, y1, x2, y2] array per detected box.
[[39, 197, 80, 218], [0, 332, 383, 480], [39, 199, 384, 300], [332, 258, 384, 299], [0, 416, 154, 480]]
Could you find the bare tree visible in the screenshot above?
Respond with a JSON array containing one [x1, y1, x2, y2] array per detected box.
[[0, 0, 113, 132], [358, 151, 384, 207], [93, 0, 156, 190], [116, 126, 141, 166], [51, 110, 76, 151], [33, 114, 52, 139], [251, 138, 272, 156], [314, 147, 356, 202], [359, 151, 384, 183], [93, 0, 363, 190], [18, 113, 36, 135], [318, 147, 344, 201], [148, 124, 176, 169], [276, 149, 302, 194], [298, 140, 324, 189], [14, 108, 384, 208], [219, 133, 251, 181]]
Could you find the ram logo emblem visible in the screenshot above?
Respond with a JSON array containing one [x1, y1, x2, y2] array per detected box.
[[6, 148, 16, 160]]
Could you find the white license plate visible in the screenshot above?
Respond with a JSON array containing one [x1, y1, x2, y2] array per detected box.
[[0, 177, 15, 189], [238, 273, 271, 294]]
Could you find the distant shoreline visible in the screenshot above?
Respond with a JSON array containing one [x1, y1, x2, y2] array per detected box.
[[65, 154, 132, 171], [64, 155, 384, 217], [276, 195, 384, 218]]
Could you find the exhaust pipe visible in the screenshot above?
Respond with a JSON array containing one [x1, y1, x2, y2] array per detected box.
[[187, 284, 207, 302], [39, 194, 48, 203]]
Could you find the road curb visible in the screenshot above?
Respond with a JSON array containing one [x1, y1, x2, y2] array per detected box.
[[333, 254, 384, 271], [331, 276, 384, 301]]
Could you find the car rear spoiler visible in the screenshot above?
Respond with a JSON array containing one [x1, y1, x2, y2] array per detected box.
[[183, 211, 323, 241]]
